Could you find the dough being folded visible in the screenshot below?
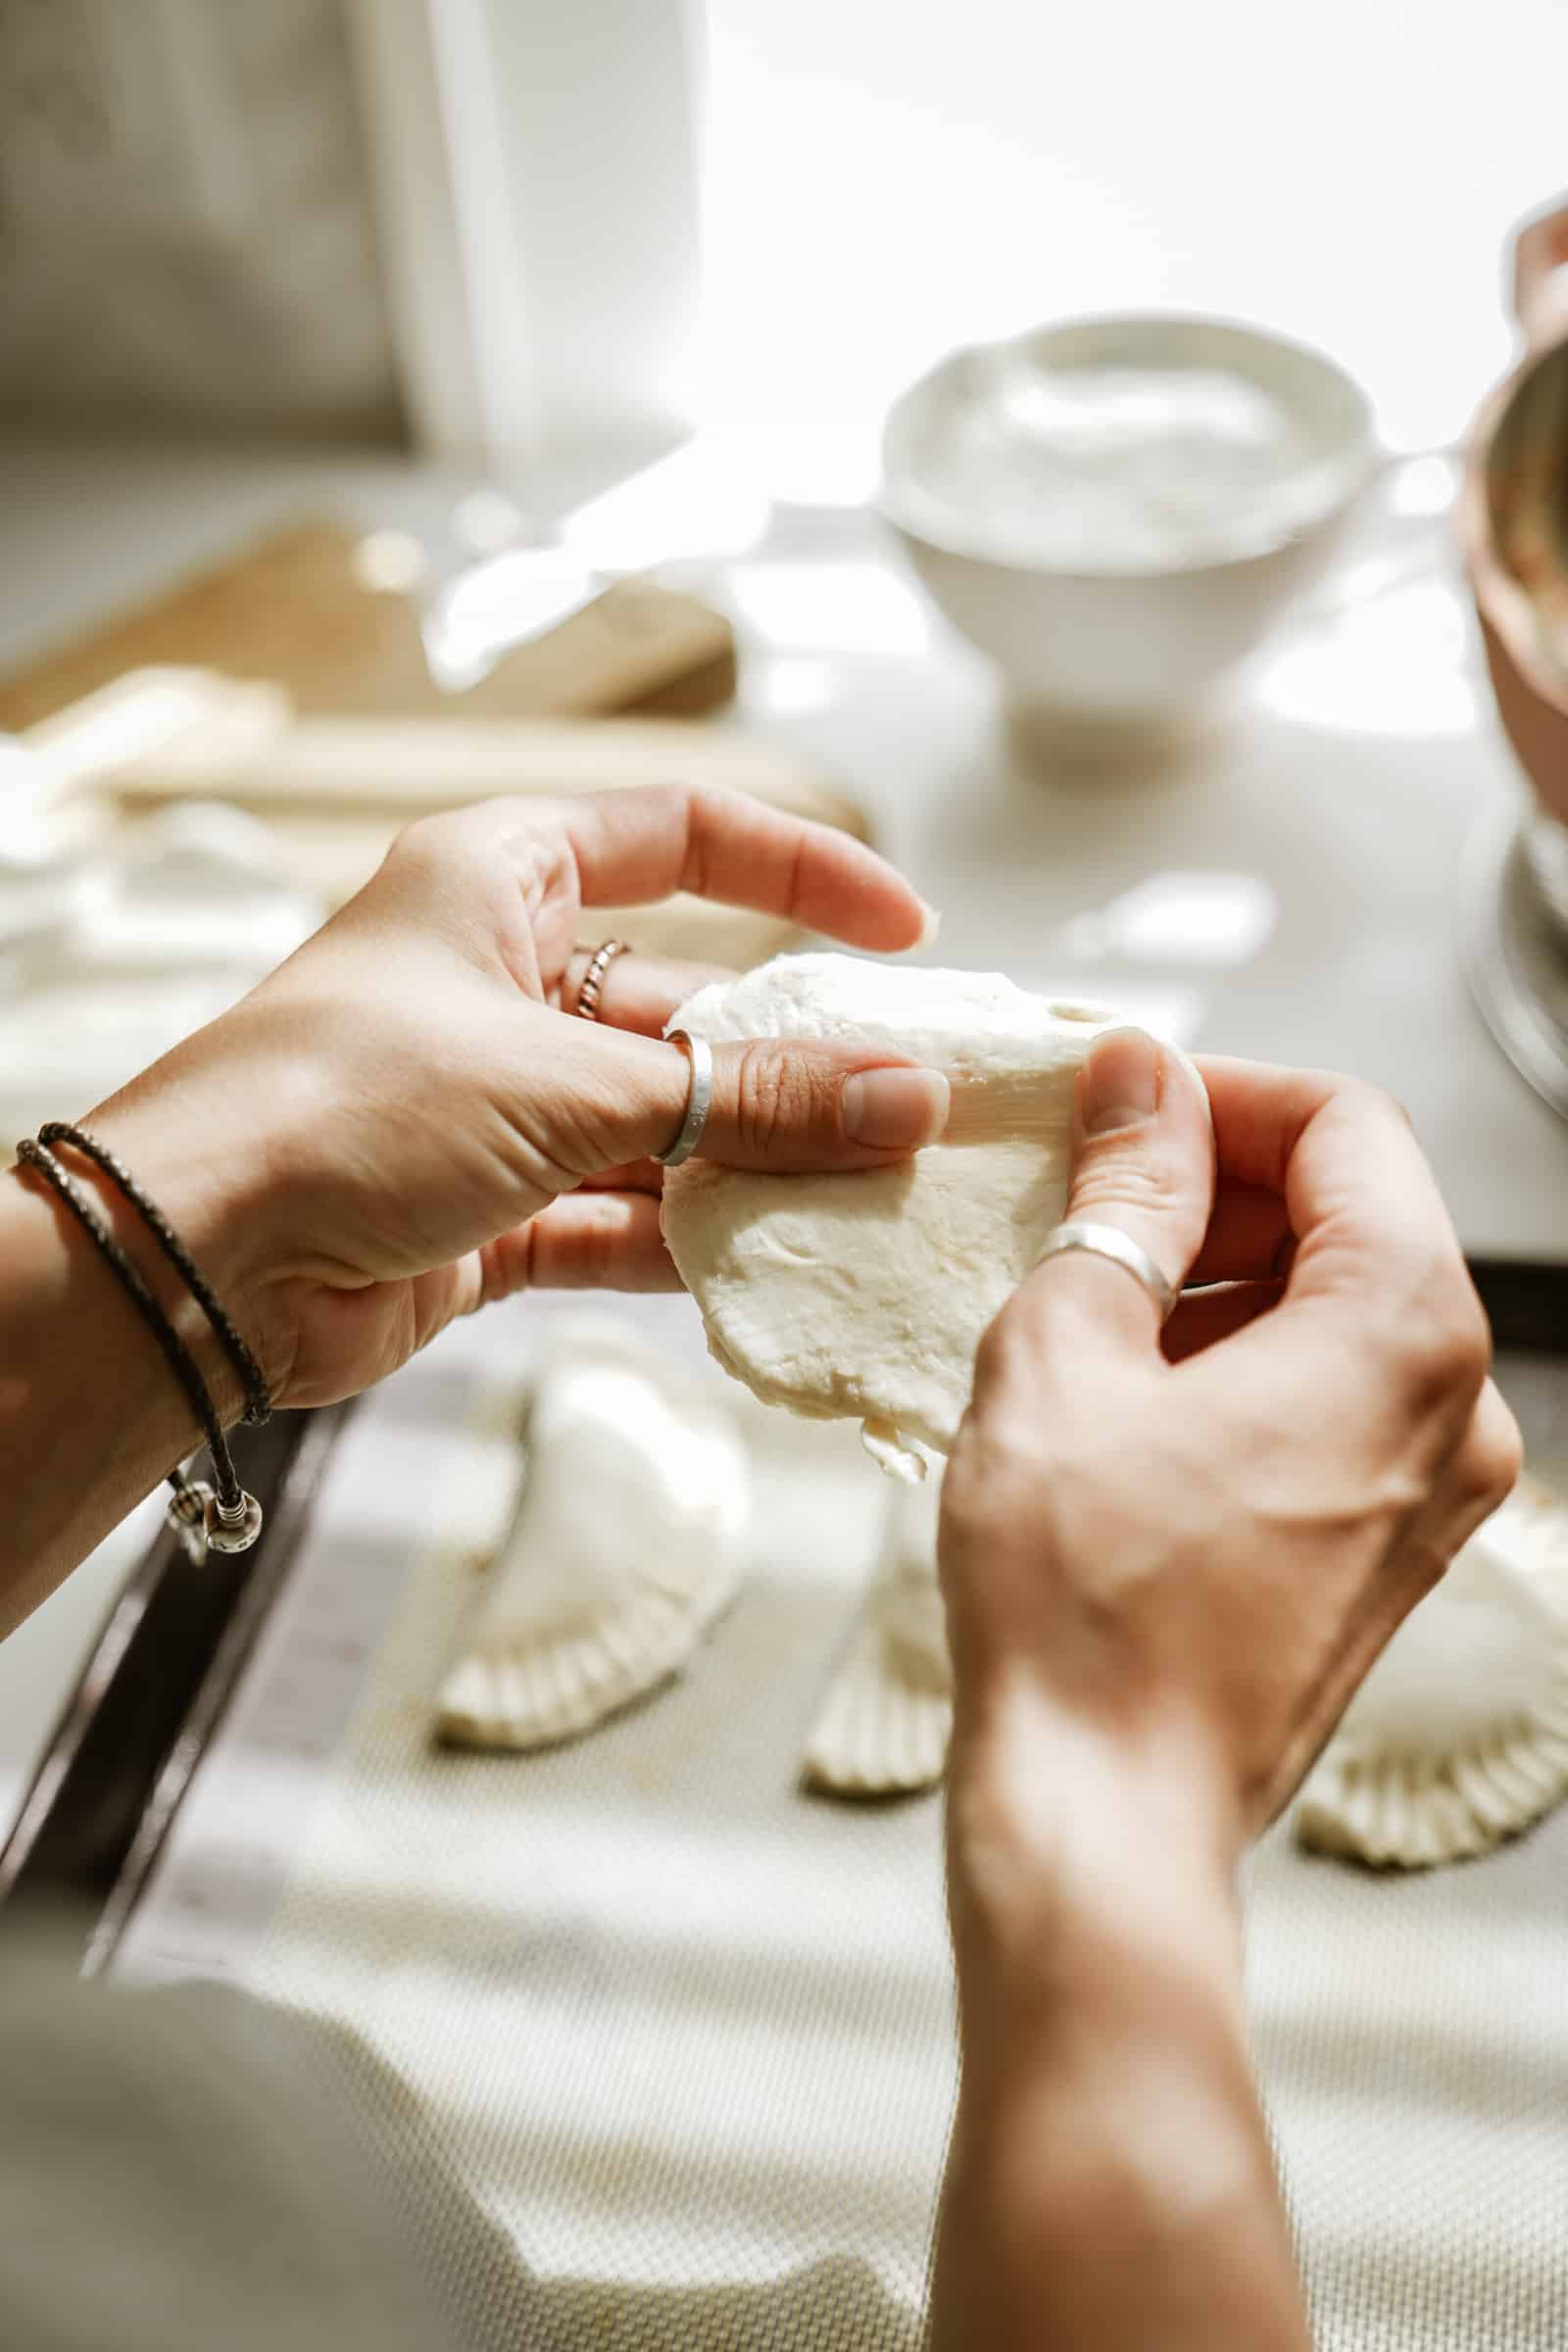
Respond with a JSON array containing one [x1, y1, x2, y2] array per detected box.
[[435, 1317, 750, 1750], [1297, 1477, 1568, 1868], [661, 954, 1123, 1476], [803, 1471, 952, 1797]]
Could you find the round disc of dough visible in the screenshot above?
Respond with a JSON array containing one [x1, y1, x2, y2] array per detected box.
[[660, 953, 1122, 1472]]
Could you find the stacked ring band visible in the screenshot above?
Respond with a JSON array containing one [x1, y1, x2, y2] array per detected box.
[[574, 939, 630, 1022]]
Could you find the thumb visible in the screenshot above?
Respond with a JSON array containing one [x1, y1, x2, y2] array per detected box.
[[565, 1022, 953, 1174], [1024, 1027, 1215, 1348]]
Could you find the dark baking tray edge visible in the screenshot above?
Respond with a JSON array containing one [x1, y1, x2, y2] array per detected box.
[[0, 1403, 351, 1969], [0, 1258, 1562, 1967], [1462, 1256, 1567, 1355]]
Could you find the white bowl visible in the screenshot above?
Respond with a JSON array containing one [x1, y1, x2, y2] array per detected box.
[[879, 314, 1376, 731]]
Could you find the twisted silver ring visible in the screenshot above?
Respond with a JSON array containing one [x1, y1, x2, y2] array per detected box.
[[1034, 1219, 1177, 1322], [573, 938, 630, 1022], [657, 1030, 713, 1167]]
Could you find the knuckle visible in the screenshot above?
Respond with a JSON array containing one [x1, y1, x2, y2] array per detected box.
[[555, 1196, 625, 1287], [583, 1214, 623, 1287], [1467, 1396, 1524, 1513], [1327, 1072, 1416, 1150], [970, 1299, 1044, 1408], [385, 808, 467, 888], [1383, 1258, 1491, 1420], [1414, 1291, 1492, 1407], [943, 1417, 1031, 1544], [732, 1043, 833, 1155], [1073, 1149, 1185, 1220], [732, 1042, 793, 1153], [959, 1318, 1090, 1493], [684, 782, 730, 830], [1342, 1074, 1406, 1129]]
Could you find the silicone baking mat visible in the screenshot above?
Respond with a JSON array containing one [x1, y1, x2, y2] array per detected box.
[[112, 1296, 1568, 2351]]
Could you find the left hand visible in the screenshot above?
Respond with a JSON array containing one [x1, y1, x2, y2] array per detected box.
[[86, 788, 945, 1412]]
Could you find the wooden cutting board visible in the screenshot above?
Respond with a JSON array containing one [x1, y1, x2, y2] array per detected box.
[[0, 518, 736, 731], [7, 522, 870, 969]]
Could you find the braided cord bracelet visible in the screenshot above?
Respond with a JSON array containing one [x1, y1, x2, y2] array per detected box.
[[17, 1131, 266, 1559], [37, 1122, 270, 1428]]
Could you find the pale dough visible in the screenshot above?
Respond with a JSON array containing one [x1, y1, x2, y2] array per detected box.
[[1297, 1477, 1568, 1868], [803, 1470, 952, 1797], [436, 1316, 750, 1750], [661, 954, 1125, 1475]]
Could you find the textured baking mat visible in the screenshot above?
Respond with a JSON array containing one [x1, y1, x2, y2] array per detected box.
[[115, 1300, 1568, 2351]]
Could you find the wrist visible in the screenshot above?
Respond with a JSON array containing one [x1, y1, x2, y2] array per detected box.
[[73, 1077, 292, 1421], [933, 1880, 1301, 2352], [0, 1158, 251, 1631], [946, 1668, 1244, 2047], [939, 1684, 1271, 2326]]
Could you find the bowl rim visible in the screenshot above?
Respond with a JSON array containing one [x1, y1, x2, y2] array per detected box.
[[877, 309, 1379, 580], [1459, 348, 1568, 714]]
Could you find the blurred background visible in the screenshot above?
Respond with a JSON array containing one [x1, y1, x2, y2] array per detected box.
[[1, 0, 1563, 470]]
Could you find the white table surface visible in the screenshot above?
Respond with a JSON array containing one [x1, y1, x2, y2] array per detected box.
[[3, 429, 1566, 1825]]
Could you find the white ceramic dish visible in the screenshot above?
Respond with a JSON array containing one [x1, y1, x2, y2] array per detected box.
[[879, 314, 1376, 732]]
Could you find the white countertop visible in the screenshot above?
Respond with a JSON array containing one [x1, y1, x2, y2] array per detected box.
[[3, 431, 1565, 1823]]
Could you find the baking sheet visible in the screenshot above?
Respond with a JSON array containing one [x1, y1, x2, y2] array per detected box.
[[115, 1297, 949, 2345], [111, 1293, 1568, 2351], [1249, 1336, 1568, 2352]]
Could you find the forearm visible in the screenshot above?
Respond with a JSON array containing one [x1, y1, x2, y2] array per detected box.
[[0, 1094, 268, 1635], [931, 1702, 1309, 2352]]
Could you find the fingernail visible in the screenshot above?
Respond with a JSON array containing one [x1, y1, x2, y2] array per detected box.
[[917, 900, 943, 946], [1081, 1028, 1162, 1136], [842, 1066, 951, 1149]]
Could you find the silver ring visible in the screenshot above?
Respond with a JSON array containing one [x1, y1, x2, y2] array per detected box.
[[656, 1029, 713, 1167], [1034, 1219, 1177, 1322], [573, 938, 630, 1022]]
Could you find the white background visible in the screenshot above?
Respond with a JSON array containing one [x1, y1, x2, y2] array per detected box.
[[696, 0, 1568, 470]]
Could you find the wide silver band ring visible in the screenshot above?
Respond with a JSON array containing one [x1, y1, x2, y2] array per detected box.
[[657, 1029, 713, 1167], [1034, 1219, 1177, 1322], [573, 938, 631, 1022]]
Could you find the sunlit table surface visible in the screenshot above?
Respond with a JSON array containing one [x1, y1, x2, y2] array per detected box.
[[3, 428, 1566, 1822]]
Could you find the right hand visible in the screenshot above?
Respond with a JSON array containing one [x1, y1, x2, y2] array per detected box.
[[939, 1031, 1522, 1901]]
